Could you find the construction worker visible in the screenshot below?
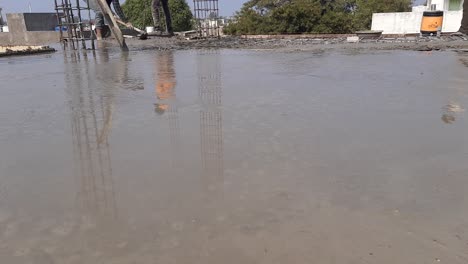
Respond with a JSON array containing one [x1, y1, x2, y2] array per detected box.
[[152, 0, 174, 35], [84, 0, 126, 40]]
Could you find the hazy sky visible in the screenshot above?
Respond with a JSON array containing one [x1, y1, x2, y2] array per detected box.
[[0, 0, 247, 16], [0, 0, 428, 16]]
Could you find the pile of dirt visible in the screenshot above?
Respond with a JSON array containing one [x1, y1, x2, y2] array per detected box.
[[0, 45, 56, 57]]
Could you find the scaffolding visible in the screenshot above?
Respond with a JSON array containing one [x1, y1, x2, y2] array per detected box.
[[54, 0, 95, 50], [193, 0, 220, 38]]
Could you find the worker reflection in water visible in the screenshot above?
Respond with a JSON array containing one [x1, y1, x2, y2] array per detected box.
[[152, 0, 174, 35], [84, 0, 126, 40], [441, 102, 464, 124], [155, 52, 176, 114]]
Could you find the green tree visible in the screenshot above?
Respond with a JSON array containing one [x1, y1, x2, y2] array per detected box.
[[122, 0, 152, 29], [270, 0, 322, 33], [168, 0, 194, 31], [315, 0, 355, 33], [225, 0, 322, 34], [353, 0, 412, 30], [224, 0, 412, 35], [122, 0, 193, 31]]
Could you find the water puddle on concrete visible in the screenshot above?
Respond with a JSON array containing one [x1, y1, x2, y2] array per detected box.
[[1, 48, 468, 263]]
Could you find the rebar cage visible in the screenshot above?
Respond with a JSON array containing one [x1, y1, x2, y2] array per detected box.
[[193, 0, 220, 38], [54, 0, 96, 50]]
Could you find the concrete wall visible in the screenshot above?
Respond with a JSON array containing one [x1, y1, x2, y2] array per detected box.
[[23, 13, 58, 31], [442, 10, 463, 32], [371, 11, 463, 34], [0, 14, 60, 45], [7, 13, 27, 35], [0, 33, 10, 44], [0, 31, 60, 45], [371, 12, 423, 34]]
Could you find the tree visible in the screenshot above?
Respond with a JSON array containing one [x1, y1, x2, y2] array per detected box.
[[168, 0, 194, 32], [225, 0, 322, 35], [352, 0, 412, 30], [122, 0, 152, 29], [270, 0, 322, 33], [224, 0, 412, 35], [122, 0, 193, 31]]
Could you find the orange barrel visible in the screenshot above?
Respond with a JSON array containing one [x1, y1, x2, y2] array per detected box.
[[420, 11, 444, 36]]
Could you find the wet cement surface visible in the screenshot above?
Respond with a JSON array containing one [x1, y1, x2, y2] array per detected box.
[[1, 48, 468, 263], [124, 35, 468, 52]]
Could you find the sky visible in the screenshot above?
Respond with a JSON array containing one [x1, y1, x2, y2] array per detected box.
[[0, 0, 247, 16]]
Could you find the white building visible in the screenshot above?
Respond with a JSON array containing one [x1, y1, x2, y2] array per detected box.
[[371, 0, 464, 34]]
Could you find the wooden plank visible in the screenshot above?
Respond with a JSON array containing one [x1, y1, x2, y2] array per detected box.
[[95, 0, 129, 51]]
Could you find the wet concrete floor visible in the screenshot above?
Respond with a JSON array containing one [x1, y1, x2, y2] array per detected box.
[[1, 48, 468, 263]]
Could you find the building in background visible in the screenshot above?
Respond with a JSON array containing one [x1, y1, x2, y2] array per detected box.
[[0, 13, 59, 45], [372, 0, 464, 34]]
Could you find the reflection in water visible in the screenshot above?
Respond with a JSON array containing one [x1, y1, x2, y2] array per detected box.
[[154, 51, 181, 169], [63, 50, 130, 261], [155, 52, 176, 114], [440, 54, 467, 124], [459, 54, 468, 68], [65, 50, 118, 219], [442, 54, 468, 124], [442, 102, 464, 124], [441, 112, 456, 124], [198, 51, 224, 194], [7, 50, 468, 263]]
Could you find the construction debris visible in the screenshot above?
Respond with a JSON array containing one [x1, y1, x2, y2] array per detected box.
[[0, 45, 55, 57]]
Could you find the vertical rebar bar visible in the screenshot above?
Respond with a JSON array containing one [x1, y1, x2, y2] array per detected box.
[[87, 0, 95, 50], [75, 0, 87, 50], [54, 0, 63, 44]]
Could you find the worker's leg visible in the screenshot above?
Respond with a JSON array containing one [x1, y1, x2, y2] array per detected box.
[[95, 12, 105, 40], [460, 0, 468, 34], [85, 0, 112, 40], [161, 0, 173, 35], [152, 0, 162, 31]]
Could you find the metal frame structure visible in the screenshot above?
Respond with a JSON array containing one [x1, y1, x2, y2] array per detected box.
[[54, 0, 95, 50], [193, 0, 220, 38]]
